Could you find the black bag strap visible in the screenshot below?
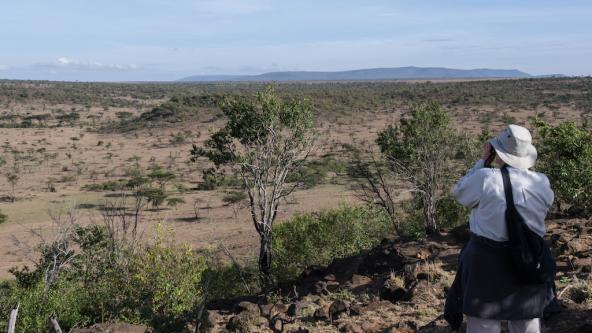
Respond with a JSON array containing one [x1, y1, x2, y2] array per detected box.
[[500, 167, 515, 210]]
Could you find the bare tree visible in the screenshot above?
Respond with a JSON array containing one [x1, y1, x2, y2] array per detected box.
[[192, 198, 203, 221], [9, 205, 78, 331], [42, 206, 78, 290], [351, 152, 403, 233]]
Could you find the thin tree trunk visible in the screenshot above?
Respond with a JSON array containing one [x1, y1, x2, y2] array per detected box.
[[7, 304, 19, 333], [258, 233, 274, 289], [424, 193, 438, 234]]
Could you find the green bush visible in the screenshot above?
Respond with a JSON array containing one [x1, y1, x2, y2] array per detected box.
[[127, 224, 207, 331], [286, 156, 348, 189], [534, 120, 592, 214], [0, 210, 6, 224], [272, 205, 392, 282], [82, 180, 127, 191], [204, 260, 261, 300], [0, 224, 208, 332], [436, 194, 470, 229], [0, 279, 91, 332]]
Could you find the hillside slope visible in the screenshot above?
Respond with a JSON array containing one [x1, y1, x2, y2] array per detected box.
[[196, 218, 592, 333], [179, 67, 531, 82]]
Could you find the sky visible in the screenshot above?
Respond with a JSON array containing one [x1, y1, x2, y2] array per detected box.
[[1, 0, 591, 81]]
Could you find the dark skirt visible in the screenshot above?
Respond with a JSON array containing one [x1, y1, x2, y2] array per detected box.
[[457, 235, 555, 320]]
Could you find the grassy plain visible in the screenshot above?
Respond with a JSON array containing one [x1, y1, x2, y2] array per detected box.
[[0, 77, 589, 278]]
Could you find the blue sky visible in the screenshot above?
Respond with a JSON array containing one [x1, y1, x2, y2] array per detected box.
[[1, 0, 591, 81]]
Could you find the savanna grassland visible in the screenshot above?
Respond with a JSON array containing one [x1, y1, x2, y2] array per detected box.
[[0, 77, 590, 279], [1, 78, 592, 332]]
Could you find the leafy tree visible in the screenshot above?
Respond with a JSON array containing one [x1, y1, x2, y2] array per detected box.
[[148, 168, 176, 189], [140, 187, 168, 210], [192, 86, 315, 287], [376, 102, 458, 234], [534, 120, 592, 214]]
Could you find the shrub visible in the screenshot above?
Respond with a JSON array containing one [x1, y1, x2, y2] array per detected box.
[[204, 259, 261, 300], [436, 194, 470, 229], [127, 224, 207, 331], [286, 156, 348, 189], [0, 224, 208, 333], [0, 210, 6, 224], [376, 102, 460, 234], [272, 205, 392, 282], [0, 279, 91, 332], [534, 120, 592, 214], [82, 180, 127, 191]]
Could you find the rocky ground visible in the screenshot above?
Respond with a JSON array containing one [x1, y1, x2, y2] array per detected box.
[[73, 217, 592, 333], [202, 218, 592, 333]]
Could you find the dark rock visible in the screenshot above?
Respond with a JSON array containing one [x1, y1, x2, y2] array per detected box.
[[386, 320, 418, 332], [287, 302, 301, 317], [270, 303, 290, 317], [450, 224, 471, 243], [270, 313, 292, 333], [417, 316, 458, 332], [349, 303, 364, 316], [346, 274, 372, 289], [573, 258, 592, 273], [314, 303, 331, 320], [227, 313, 251, 333], [358, 239, 406, 275], [329, 300, 349, 317], [236, 301, 261, 317], [259, 303, 273, 317], [206, 310, 223, 325], [380, 280, 410, 303]]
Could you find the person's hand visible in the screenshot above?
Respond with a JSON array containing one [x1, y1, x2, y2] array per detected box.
[[481, 142, 492, 161]]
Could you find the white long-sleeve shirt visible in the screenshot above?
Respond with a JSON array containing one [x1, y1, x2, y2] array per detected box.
[[452, 160, 554, 242]]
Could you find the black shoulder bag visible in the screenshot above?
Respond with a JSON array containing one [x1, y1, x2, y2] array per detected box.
[[501, 167, 554, 284]]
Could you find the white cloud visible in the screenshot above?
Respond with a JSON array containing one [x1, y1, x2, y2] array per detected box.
[[52, 57, 139, 71], [0, 65, 9, 70]]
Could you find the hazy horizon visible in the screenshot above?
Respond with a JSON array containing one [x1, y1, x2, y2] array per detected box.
[[1, 0, 591, 81]]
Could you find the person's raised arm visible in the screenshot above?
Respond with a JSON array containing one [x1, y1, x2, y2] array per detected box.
[[452, 142, 491, 208]]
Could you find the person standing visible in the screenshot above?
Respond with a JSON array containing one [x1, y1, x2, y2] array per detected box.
[[446, 124, 556, 333]]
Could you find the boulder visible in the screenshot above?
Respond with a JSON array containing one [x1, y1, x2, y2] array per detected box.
[[329, 300, 349, 317], [236, 301, 261, 317]]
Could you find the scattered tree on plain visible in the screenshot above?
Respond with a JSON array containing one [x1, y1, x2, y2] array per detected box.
[[192, 86, 315, 287]]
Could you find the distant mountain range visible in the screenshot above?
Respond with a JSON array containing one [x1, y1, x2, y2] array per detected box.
[[178, 66, 544, 82]]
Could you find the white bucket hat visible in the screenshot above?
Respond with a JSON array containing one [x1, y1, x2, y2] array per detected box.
[[489, 124, 537, 169]]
